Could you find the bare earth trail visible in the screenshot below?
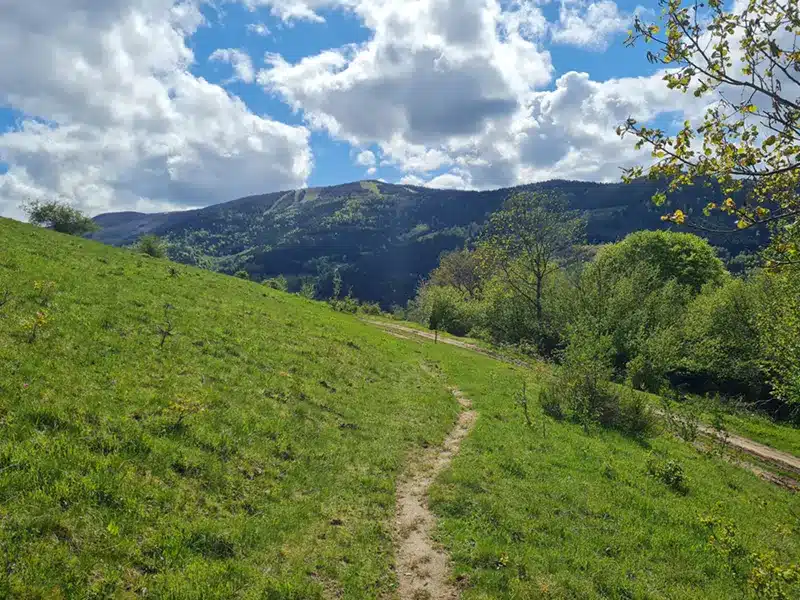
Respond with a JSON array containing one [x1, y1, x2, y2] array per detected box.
[[394, 388, 477, 600], [367, 320, 800, 479]]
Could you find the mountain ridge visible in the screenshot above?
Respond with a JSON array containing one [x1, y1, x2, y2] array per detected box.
[[90, 178, 766, 306]]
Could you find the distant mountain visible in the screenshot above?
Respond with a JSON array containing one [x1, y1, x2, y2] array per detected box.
[[90, 179, 767, 306]]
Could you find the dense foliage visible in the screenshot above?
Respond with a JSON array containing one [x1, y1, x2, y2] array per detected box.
[[410, 207, 800, 419], [89, 179, 765, 307], [24, 200, 99, 237]]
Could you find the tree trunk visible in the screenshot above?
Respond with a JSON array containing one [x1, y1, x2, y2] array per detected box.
[[535, 275, 543, 322]]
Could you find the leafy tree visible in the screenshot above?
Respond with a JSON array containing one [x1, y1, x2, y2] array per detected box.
[[754, 269, 800, 413], [23, 200, 99, 236], [234, 270, 250, 280], [592, 230, 727, 293], [137, 234, 167, 258], [619, 0, 800, 266], [410, 284, 476, 337], [480, 192, 585, 324], [429, 248, 484, 299]]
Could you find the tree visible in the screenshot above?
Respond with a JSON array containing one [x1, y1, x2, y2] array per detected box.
[[592, 230, 727, 293], [480, 192, 585, 323], [618, 0, 800, 266], [429, 248, 484, 299], [24, 200, 99, 236], [137, 234, 167, 258]]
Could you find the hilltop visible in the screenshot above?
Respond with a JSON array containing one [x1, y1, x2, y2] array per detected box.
[[2, 217, 798, 598], [90, 179, 766, 306]]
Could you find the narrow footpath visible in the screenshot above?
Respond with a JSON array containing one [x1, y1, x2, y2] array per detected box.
[[394, 388, 477, 600], [368, 319, 800, 479]]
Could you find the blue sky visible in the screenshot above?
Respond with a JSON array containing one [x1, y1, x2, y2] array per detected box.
[[0, 0, 698, 217]]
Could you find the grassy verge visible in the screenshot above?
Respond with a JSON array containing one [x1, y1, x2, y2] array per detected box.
[[386, 316, 800, 460], [0, 218, 458, 599], [415, 343, 800, 599]]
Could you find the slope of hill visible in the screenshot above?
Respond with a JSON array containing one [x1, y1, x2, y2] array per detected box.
[[1, 218, 798, 599], [90, 179, 766, 306]]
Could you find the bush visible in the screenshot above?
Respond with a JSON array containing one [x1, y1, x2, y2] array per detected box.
[[626, 354, 668, 394], [617, 388, 657, 438], [540, 328, 656, 436], [646, 454, 689, 494], [330, 294, 359, 314], [136, 234, 167, 258], [359, 302, 382, 316], [408, 284, 476, 336], [539, 379, 565, 420], [24, 200, 99, 236], [262, 275, 288, 291], [234, 270, 250, 280]]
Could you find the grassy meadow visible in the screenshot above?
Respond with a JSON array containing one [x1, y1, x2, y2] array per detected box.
[[1, 217, 799, 599], [0, 218, 458, 598]]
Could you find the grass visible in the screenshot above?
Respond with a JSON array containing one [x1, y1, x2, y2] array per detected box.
[[414, 343, 800, 599], [0, 218, 458, 598], [381, 315, 800, 460], [2, 217, 799, 599]]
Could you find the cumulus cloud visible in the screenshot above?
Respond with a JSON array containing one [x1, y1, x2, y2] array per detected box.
[[0, 0, 312, 218], [247, 22, 271, 36], [550, 0, 631, 51], [355, 149, 376, 167], [210, 48, 256, 83], [256, 0, 704, 190]]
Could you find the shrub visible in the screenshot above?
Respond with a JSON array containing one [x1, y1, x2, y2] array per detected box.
[[262, 275, 288, 291], [409, 284, 476, 336], [136, 234, 167, 258], [24, 199, 99, 236], [359, 302, 382, 316], [234, 270, 250, 280], [539, 379, 565, 420], [646, 455, 689, 494], [626, 354, 667, 394], [299, 278, 317, 300], [330, 294, 359, 314], [617, 388, 657, 438]]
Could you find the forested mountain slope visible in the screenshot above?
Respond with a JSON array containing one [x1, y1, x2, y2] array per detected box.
[[91, 179, 766, 306]]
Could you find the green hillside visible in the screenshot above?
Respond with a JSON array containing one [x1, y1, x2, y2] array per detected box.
[[89, 179, 766, 307], [1, 218, 798, 599]]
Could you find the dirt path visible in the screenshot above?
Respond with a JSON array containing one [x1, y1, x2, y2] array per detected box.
[[699, 426, 800, 475], [365, 320, 533, 369], [394, 388, 477, 600], [369, 319, 800, 478]]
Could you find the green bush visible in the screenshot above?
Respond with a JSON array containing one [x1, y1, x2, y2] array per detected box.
[[136, 234, 167, 259], [617, 388, 657, 438], [24, 200, 99, 237], [539, 378, 565, 420], [359, 302, 382, 316], [262, 275, 289, 291], [234, 270, 250, 280], [673, 277, 763, 398], [646, 454, 689, 494], [408, 284, 476, 336]]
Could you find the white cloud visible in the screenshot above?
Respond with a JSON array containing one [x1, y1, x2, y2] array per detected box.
[[210, 48, 256, 83], [0, 0, 312, 218], [550, 0, 631, 51], [355, 149, 376, 167], [257, 0, 706, 189], [247, 22, 271, 36], [260, 0, 553, 186]]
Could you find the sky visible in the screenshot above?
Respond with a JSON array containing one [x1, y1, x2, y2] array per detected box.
[[0, 0, 714, 219]]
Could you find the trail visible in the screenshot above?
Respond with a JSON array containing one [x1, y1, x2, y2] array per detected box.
[[394, 388, 477, 600], [369, 319, 800, 479]]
